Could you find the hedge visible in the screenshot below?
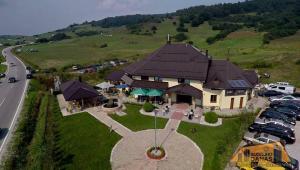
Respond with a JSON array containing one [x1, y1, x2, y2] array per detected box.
[[204, 112, 218, 124], [143, 102, 155, 112]]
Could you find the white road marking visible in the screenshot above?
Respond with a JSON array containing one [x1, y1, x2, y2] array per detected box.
[[0, 46, 29, 158], [0, 98, 6, 107]]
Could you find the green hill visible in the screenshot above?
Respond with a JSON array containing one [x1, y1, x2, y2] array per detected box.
[[3, 0, 300, 86]]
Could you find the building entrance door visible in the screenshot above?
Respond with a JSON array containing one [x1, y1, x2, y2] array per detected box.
[[176, 94, 192, 105], [230, 98, 234, 109]]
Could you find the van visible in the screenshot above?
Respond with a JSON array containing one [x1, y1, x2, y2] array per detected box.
[[265, 82, 295, 94]]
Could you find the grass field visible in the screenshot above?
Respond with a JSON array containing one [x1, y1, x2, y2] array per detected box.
[[109, 104, 168, 131], [13, 20, 300, 86], [178, 115, 254, 170], [0, 47, 7, 73], [57, 112, 121, 169]]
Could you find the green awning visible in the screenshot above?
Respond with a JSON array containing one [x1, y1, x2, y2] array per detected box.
[[147, 89, 163, 97], [130, 88, 149, 96]]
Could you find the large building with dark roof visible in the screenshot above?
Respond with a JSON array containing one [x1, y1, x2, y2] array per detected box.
[[110, 43, 258, 110]]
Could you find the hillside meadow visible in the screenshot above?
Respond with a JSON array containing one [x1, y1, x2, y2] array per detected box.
[[15, 20, 300, 87]]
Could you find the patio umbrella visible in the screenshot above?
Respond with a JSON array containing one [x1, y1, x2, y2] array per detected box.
[[96, 82, 114, 90], [130, 88, 148, 96], [147, 89, 163, 97], [115, 84, 129, 89], [147, 89, 163, 104]]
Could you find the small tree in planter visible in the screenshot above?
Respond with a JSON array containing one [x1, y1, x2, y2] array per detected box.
[[204, 112, 218, 124], [143, 102, 155, 112]]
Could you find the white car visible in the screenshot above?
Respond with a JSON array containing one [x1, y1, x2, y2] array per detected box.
[[269, 95, 300, 102]]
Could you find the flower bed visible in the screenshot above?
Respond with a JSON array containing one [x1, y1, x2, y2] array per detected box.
[[146, 146, 166, 160]]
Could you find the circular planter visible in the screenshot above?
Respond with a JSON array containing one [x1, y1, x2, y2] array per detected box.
[[102, 102, 121, 113], [146, 146, 166, 160]]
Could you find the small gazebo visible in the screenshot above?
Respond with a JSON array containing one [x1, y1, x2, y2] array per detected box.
[[61, 80, 100, 111]]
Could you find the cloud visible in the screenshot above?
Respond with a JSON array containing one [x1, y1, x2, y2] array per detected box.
[[97, 0, 149, 14]]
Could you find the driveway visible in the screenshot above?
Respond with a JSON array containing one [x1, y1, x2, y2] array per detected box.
[[286, 122, 300, 160]]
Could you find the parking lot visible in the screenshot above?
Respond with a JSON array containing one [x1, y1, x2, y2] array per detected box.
[[286, 122, 300, 160]]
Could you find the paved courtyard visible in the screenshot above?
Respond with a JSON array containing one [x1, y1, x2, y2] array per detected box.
[[110, 119, 203, 170]]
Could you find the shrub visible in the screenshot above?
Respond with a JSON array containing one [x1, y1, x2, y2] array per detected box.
[[251, 60, 273, 68], [174, 33, 188, 42], [295, 59, 300, 65], [100, 43, 108, 48], [204, 112, 218, 124], [143, 102, 155, 112]]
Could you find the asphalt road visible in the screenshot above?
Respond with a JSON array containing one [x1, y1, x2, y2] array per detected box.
[[0, 47, 28, 158]]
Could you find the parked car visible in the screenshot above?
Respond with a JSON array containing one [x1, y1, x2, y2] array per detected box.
[[249, 122, 294, 135], [292, 92, 300, 98], [0, 73, 5, 78], [265, 82, 296, 94], [258, 90, 283, 97], [8, 77, 16, 83], [270, 95, 300, 102], [255, 118, 295, 132], [270, 101, 300, 112], [266, 107, 298, 120], [248, 123, 295, 144], [259, 110, 296, 126], [274, 107, 300, 121], [243, 132, 286, 146]]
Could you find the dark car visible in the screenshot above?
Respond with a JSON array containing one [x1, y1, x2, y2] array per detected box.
[[249, 122, 295, 136], [8, 77, 16, 83], [258, 90, 283, 97], [271, 101, 300, 111], [0, 73, 5, 78], [267, 107, 299, 120], [248, 123, 295, 144], [292, 92, 300, 98], [259, 110, 296, 126], [274, 107, 300, 121]]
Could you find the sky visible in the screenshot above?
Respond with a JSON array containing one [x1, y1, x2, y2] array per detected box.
[[0, 0, 241, 35]]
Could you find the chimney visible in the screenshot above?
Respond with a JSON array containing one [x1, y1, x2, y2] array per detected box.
[[205, 50, 208, 57], [167, 34, 171, 44], [78, 76, 82, 82]]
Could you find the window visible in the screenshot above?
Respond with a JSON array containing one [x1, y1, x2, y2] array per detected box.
[[271, 86, 277, 89], [141, 76, 149, 80], [226, 90, 234, 96], [278, 86, 285, 90], [178, 78, 185, 84], [184, 79, 190, 84], [154, 77, 163, 82], [210, 95, 217, 103]]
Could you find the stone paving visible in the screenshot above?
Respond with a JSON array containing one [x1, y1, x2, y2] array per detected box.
[[110, 119, 203, 170], [86, 107, 132, 137], [59, 102, 204, 170]]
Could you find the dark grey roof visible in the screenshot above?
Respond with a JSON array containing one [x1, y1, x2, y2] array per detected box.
[[131, 80, 169, 90], [124, 44, 209, 81], [204, 60, 254, 90], [243, 70, 259, 86], [105, 70, 125, 81], [167, 84, 203, 99], [61, 80, 99, 101]]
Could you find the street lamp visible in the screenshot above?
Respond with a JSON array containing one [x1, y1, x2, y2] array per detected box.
[[154, 109, 158, 153]]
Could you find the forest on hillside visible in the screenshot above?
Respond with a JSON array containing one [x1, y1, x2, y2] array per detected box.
[[86, 0, 300, 44]]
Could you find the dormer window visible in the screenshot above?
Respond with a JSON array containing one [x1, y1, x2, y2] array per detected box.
[[141, 76, 149, 81]]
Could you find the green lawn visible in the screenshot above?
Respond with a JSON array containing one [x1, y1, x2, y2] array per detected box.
[[178, 115, 254, 170], [109, 104, 168, 131], [56, 112, 121, 169], [0, 47, 7, 73]]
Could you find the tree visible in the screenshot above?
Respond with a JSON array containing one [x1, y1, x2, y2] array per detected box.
[[174, 33, 188, 42], [35, 38, 49, 43], [50, 33, 70, 41]]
